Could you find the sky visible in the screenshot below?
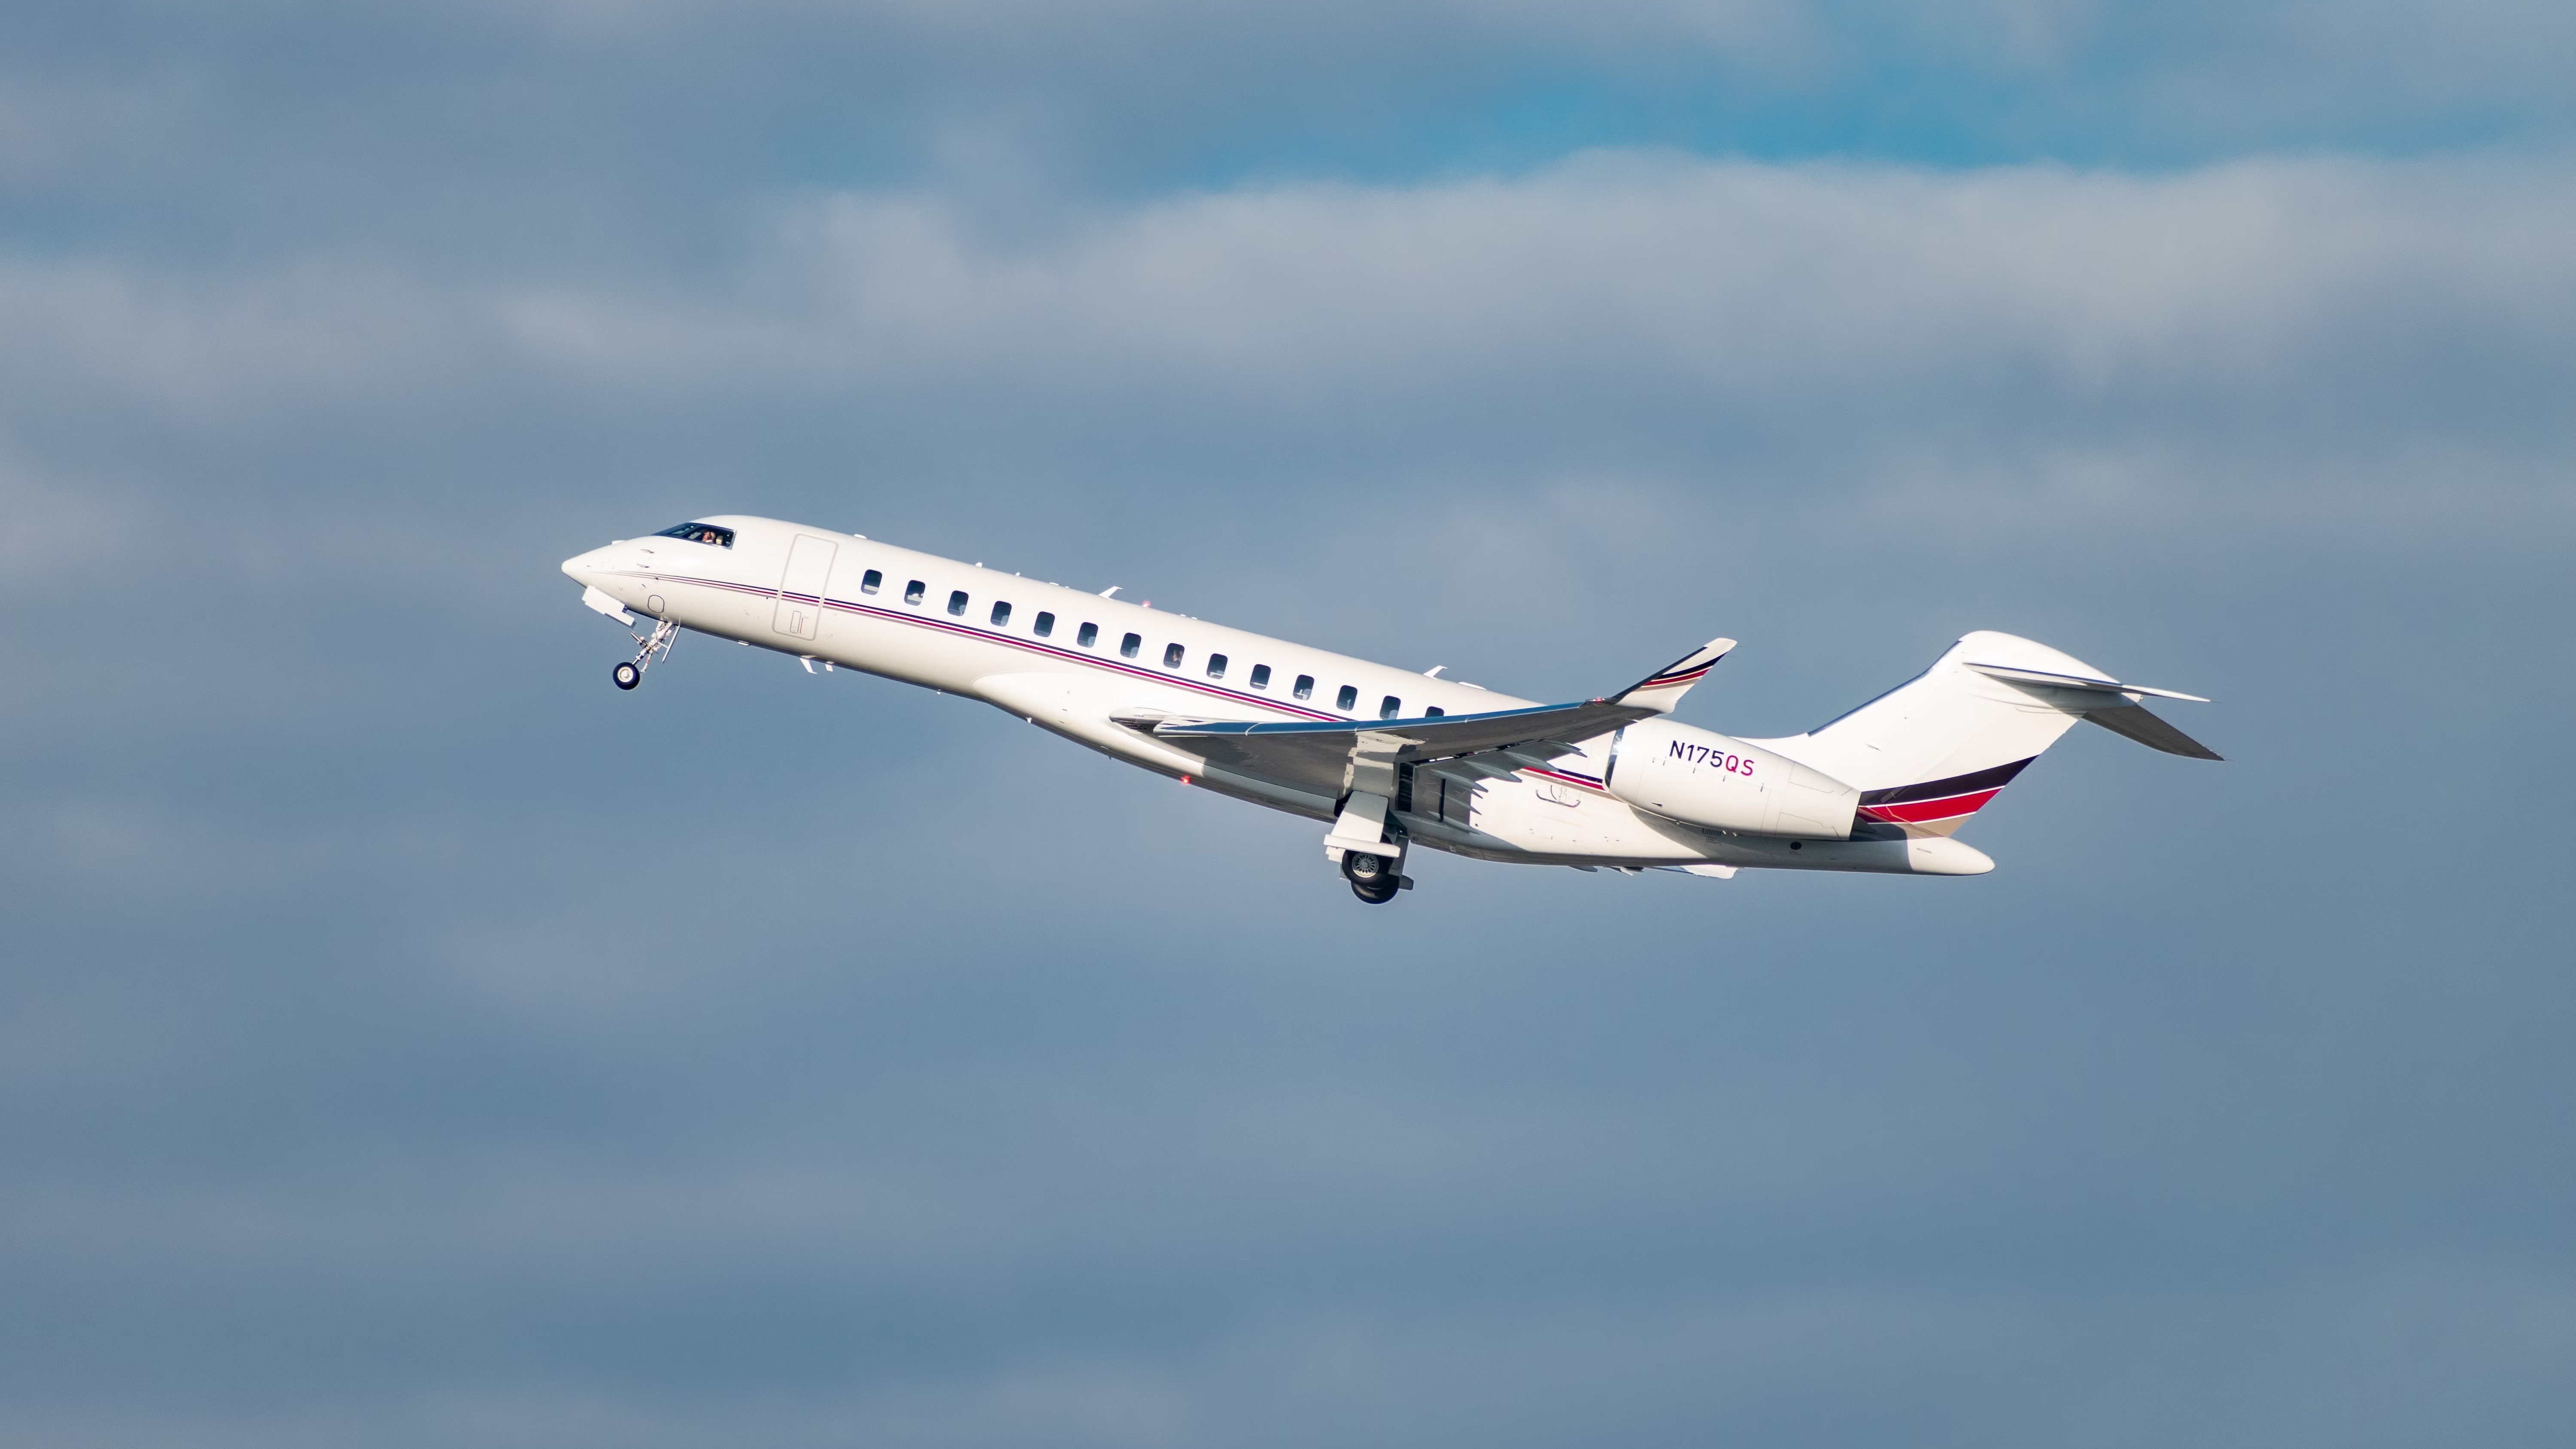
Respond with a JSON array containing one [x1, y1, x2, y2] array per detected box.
[[2, 2, 2573, 1445]]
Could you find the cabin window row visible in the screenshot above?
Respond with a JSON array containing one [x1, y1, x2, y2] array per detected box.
[[864, 578, 1447, 720]]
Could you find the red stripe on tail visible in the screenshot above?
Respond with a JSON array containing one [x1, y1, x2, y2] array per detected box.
[[1859, 787, 2004, 824]]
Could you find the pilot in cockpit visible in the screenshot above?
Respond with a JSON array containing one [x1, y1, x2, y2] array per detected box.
[[654, 521, 735, 548]]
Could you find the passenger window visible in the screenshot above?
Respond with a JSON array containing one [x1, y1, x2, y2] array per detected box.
[[905, 580, 925, 605], [1163, 643, 1185, 669], [1034, 611, 1055, 638], [948, 590, 969, 617], [1206, 653, 1227, 679], [1249, 664, 1271, 690], [1078, 622, 1100, 648], [990, 601, 1012, 628], [1425, 706, 1445, 718], [1294, 675, 1315, 700], [1121, 632, 1142, 659], [1336, 685, 1358, 711], [1380, 695, 1402, 719], [860, 568, 882, 595]]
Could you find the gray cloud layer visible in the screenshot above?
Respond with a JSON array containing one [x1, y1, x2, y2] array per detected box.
[[6, 0, 2575, 254], [2, 4, 2572, 1446], [12, 153, 2570, 505]]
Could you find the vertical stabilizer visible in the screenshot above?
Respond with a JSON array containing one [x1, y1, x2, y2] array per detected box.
[[1743, 631, 2217, 836]]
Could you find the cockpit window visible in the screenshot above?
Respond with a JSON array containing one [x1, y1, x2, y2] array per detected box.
[[653, 522, 735, 548]]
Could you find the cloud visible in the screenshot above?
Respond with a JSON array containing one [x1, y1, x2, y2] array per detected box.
[[5, 152, 2567, 555], [3, 0, 2572, 253], [2, 11, 2573, 1445]]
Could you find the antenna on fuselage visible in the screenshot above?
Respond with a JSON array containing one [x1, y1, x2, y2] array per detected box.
[[1100, 586, 1121, 598]]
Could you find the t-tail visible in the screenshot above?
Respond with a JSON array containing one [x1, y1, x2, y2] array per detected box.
[[1747, 630, 2220, 838]]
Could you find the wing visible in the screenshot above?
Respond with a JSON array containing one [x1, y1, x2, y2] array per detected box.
[[1142, 637, 1735, 799]]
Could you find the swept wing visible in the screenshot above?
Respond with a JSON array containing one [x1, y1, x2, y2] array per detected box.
[[1137, 638, 1734, 798]]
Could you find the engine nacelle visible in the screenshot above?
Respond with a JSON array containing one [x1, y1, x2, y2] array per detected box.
[[1604, 719, 1860, 839]]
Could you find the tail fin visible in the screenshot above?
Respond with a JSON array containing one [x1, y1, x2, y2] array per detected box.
[[1746, 631, 2219, 836]]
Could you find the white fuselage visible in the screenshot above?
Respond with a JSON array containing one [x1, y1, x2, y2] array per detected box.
[[562, 515, 1990, 878]]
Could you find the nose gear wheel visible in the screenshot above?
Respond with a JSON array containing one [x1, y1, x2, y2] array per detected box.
[[611, 616, 681, 690]]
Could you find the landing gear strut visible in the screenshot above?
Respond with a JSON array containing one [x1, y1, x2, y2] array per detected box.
[[613, 615, 680, 691]]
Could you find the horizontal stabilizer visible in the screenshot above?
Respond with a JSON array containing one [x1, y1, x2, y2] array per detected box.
[[2084, 702, 2224, 760], [1964, 661, 2208, 703], [1962, 658, 2221, 760]]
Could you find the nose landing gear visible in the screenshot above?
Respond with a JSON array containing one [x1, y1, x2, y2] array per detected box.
[[611, 616, 680, 691]]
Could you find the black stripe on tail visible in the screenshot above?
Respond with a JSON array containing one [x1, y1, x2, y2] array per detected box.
[[1859, 757, 2036, 807]]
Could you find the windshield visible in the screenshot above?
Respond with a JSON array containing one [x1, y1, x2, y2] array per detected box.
[[653, 521, 735, 547]]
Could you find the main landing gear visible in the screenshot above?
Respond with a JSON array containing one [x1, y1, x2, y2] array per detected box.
[[1341, 848, 1408, 905], [612, 616, 680, 691]]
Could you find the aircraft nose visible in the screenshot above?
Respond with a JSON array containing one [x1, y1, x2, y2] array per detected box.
[[562, 549, 603, 585]]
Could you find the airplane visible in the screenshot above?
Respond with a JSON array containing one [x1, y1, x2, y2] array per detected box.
[[561, 516, 2219, 904]]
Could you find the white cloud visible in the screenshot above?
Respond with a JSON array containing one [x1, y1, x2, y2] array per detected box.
[[16, 153, 2564, 535], [20, 154, 2572, 422]]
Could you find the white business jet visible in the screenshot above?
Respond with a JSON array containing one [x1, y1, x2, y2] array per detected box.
[[562, 516, 2218, 903]]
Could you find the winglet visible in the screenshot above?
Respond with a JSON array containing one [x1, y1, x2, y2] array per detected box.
[[1613, 638, 1735, 714]]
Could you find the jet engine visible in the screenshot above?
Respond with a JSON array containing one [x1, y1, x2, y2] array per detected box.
[[1604, 720, 1860, 839]]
